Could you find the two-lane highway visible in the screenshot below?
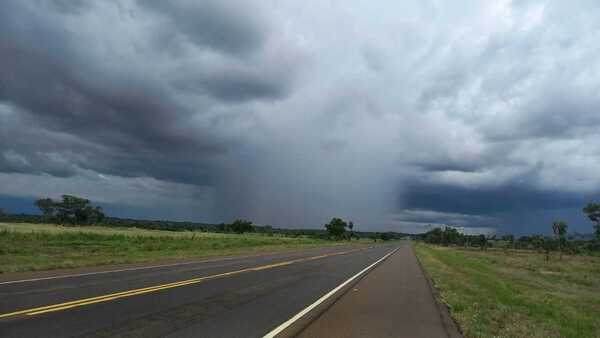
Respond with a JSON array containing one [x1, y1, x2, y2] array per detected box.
[[0, 244, 397, 337]]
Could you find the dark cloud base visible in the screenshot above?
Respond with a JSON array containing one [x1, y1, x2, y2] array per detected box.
[[401, 181, 600, 234]]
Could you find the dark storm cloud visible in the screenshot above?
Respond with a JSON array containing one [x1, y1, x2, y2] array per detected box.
[[0, 0, 295, 186], [172, 66, 291, 103], [0, 149, 79, 178], [392, 209, 496, 227], [2, 1, 600, 233], [401, 181, 591, 216], [398, 174, 600, 234]]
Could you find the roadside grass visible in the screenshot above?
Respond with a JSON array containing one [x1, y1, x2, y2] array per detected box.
[[414, 243, 600, 338], [0, 222, 250, 238], [0, 222, 360, 273]]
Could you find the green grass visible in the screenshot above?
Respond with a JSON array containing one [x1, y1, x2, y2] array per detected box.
[[415, 243, 600, 338], [0, 222, 357, 273]]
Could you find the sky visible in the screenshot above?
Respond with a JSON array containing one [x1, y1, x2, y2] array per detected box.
[[1, 0, 600, 235]]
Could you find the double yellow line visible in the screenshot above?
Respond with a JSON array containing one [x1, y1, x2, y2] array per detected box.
[[0, 248, 364, 320]]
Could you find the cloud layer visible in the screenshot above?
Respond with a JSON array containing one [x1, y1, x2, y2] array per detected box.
[[2, 0, 600, 234]]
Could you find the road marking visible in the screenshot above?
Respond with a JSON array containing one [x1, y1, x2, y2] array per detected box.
[[0, 248, 366, 319], [0, 259, 227, 286], [0, 250, 318, 285], [262, 246, 399, 338]]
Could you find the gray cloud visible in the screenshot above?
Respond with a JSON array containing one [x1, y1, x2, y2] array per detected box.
[[171, 62, 292, 102], [143, 0, 267, 55], [1, 1, 600, 234], [0, 0, 298, 186]]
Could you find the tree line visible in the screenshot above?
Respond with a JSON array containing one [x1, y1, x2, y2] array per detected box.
[[323, 217, 401, 241], [0, 195, 410, 240], [420, 202, 600, 256]]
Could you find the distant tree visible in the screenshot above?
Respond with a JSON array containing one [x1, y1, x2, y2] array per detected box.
[[501, 234, 514, 254], [216, 223, 228, 232], [425, 228, 443, 244], [552, 220, 568, 259], [380, 232, 393, 241], [504, 234, 515, 245], [348, 221, 354, 240], [442, 227, 461, 246], [79, 206, 105, 225], [230, 219, 254, 234], [583, 203, 600, 240], [324, 218, 348, 239], [35, 198, 56, 220], [56, 195, 92, 224], [517, 236, 532, 250], [531, 236, 543, 253], [541, 237, 554, 261], [0, 208, 6, 217], [479, 234, 488, 250], [371, 232, 380, 242], [464, 235, 471, 248], [34, 195, 104, 225]]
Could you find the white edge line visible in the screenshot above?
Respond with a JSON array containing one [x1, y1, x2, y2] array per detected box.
[[262, 246, 399, 338]]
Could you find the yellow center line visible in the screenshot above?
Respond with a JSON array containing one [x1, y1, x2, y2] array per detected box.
[[0, 247, 368, 319]]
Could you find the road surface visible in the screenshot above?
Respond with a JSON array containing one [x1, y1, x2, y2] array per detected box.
[[0, 241, 459, 337], [297, 242, 461, 338]]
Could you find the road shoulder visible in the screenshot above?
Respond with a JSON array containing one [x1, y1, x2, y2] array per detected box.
[[296, 241, 462, 338]]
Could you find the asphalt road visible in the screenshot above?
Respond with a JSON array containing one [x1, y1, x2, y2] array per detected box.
[[297, 242, 461, 338], [0, 244, 397, 338]]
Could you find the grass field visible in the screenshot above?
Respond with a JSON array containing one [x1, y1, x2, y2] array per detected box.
[[0, 222, 354, 273], [415, 243, 600, 338]]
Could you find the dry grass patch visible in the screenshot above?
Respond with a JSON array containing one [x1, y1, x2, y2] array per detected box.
[[0, 223, 353, 273]]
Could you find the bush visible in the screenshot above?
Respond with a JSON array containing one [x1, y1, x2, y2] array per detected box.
[[229, 219, 254, 234]]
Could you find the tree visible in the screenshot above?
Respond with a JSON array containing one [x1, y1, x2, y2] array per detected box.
[[541, 237, 555, 261], [348, 221, 354, 240], [531, 236, 543, 253], [0, 208, 6, 217], [371, 232, 380, 242], [230, 219, 254, 234], [324, 218, 347, 239], [79, 206, 105, 225], [501, 234, 514, 254], [56, 195, 92, 224], [35, 198, 56, 220], [583, 203, 600, 240], [35, 195, 104, 225], [478, 234, 488, 250], [442, 227, 461, 246], [552, 220, 568, 259], [380, 232, 393, 241], [425, 228, 443, 244]]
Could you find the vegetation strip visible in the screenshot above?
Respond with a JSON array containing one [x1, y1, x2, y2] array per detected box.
[[0, 247, 367, 319], [1, 222, 375, 273], [415, 243, 600, 338]]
